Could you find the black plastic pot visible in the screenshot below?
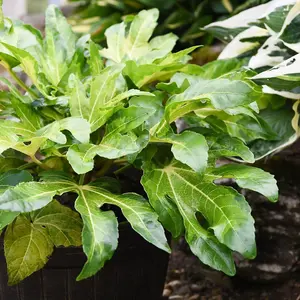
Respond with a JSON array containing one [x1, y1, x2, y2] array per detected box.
[[0, 223, 170, 300]]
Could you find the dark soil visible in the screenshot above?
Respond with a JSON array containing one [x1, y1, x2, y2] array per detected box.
[[163, 242, 300, 300]]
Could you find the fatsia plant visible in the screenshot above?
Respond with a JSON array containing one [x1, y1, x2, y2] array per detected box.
[[68, 0, 258, 48], [204, 0, 300, 159], [0, 5, 278, 285]]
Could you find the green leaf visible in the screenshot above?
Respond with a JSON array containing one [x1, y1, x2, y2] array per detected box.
[[173, 194, 235, 276], [67, 105, 154, 174], [0, 180, 76, 212], [199, 58, 247, 79], [67, 144, 96, 174], [0, 157, 25, 172], [0, 76, 32, 103], [71, 64, 152, 132], [0, 211, 19, 231], [155, 131, 209, 174], [127, 8, 160, 56], [100, 22, 126, 64], [75, 189, 118, 280], [0, 170, 33, 229], [42, 5, 77, 85], [169, 78, 260, 117], [5, 215, 54, 285], [141, 152, 184, 237], [205, 164, 278, 202], [0, 43, 41, 88], [129, 93, 164, 130], [249, 104, 296, 159], [206, 134, 255, 163], [123, 46, 198, 88], [0, 20, 42, 67], [75, 186, 170, 280], [203, 115, 278, 144], [11, 97, 43, 131], [84, 186, 170, 251], [171, 131, 208, 173], [252, 54, 300, 99], [138, 33, 178, 64], [88, 40, 103, 76], [106, 105, 155, 135], [32, 200, 82, 247], [68, 74, 90, 120], [4, 196, 84, 285], [0, 170, 33, 190], [100, 9, 159, 63], [142, 159, 256, 260], [36, 117, 91, 144]]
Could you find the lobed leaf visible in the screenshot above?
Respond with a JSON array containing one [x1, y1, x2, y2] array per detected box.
[[142, 158, 256, 262], [75, 185, 170, 280], [205, 164, 278, 202]]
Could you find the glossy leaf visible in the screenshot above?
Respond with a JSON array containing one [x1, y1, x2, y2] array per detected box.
[[32, 200, 82, 247], [0, 170, 33, 190], [206, 164, 278, 202], [0, 170, 33, 230], [5, 215, 53, 285], [206, 135, 255, 163], [75, 189, 119, 280], [173, 194, 235, 276], [0, 181, 76, 212], [5, 199, 82, 285], [36, 117, 91, 144], [142, 158, 256, 260], [165, 78, 261, 123], [43, 5, 77, 85], [0, 211, 18, 231], [100, 9, 160, 63], [75, 186, 170, 280]]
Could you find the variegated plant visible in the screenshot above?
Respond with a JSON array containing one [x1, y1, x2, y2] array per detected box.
[[205, 0, 300, 158], [0, 5, 278, 285]]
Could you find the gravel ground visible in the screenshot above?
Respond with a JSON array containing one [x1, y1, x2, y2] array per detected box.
[[163, 243, 300, 300]]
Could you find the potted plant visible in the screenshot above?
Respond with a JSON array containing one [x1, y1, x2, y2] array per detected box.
[[0, 4, 278, 299]]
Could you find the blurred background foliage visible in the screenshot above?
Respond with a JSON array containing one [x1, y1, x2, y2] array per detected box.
[[67, 0, 271, 50]]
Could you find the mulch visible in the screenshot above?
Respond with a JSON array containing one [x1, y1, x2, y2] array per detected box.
[[163, 243, 300, 300]]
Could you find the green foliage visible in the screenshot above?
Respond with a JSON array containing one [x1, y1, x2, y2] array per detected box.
[[205, 0, 300, 158], [0, 5, 279, 285], [68, 0, 260, 48]]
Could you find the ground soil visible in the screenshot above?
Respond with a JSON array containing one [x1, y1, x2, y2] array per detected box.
[[163, 243, 300, 300]]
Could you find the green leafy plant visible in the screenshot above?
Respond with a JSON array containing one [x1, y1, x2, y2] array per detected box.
[[0, 5, 278, 285], [68, 0, 261, 47], [204, 0, 300, 158]]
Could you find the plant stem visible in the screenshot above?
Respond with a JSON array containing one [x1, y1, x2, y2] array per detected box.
[[96, 160, 113, 177], [30, 155, 42, 166], [79, 174, 85, 185], [7, 67, 39, 99], [114, 163, 131, 176], [114, 158, 128, 164], [29, 155, 50, 170]]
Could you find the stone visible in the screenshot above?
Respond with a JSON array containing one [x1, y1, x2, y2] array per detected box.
[[176, 285, 190, 295], [169, 296, 184, 300], [168, 280, 182, 289], [190, 284, 202, 292], [188, 295, 200, 300], [163, 289, 172, 297]]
